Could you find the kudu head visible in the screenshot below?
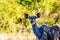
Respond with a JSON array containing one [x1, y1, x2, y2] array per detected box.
[[24, 13, 40, 24]]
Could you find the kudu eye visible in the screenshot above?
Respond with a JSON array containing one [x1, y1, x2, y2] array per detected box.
[[24, 14, 29, 19], [36, 12, 40, 18]]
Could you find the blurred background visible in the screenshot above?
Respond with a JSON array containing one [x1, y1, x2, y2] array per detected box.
[[0, 0, 60, 40]]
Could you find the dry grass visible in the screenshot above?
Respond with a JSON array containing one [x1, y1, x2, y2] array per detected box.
[[0, 28, 37, 40]]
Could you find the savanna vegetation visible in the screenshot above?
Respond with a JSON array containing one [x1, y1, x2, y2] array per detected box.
[[0, 0, 60, 33]]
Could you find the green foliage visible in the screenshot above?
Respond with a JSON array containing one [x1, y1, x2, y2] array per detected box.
[[17, 0, 37, 10], [0, 0, 60, 33], [17, 0, 60, 26]]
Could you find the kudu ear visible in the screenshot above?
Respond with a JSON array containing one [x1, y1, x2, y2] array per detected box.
[[36, 12, 40, 18], [24, 13, 29, 19]]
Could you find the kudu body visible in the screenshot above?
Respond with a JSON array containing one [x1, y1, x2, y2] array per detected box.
[[24, 13, 60, 40]]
